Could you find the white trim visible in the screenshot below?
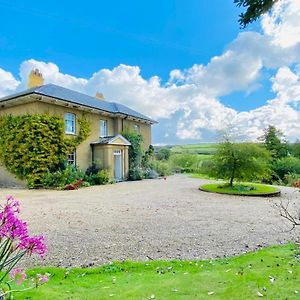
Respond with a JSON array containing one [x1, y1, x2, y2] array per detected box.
[[108, 134, 131, 146]]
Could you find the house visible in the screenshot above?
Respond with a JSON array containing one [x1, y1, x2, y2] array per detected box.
[[0, 69, 157, 183]]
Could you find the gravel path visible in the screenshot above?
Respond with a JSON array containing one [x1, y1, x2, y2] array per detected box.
[[1, 175, 299, 268]]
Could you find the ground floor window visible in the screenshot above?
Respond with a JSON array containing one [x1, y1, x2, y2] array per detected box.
[[67, 149, 76, 166]]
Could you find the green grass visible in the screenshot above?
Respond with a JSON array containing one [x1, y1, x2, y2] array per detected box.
[[171, 143, 217, 155], [13, 244, 300, 299], [200, 182, 280, 195], [189, 173, 214, 179]]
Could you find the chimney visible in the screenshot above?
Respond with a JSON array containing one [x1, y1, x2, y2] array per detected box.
[[95, 92, 105, 100], [27, 69, 44, 89]]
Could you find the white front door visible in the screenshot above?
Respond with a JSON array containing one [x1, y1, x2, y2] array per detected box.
[[114, 150, 123, 181]]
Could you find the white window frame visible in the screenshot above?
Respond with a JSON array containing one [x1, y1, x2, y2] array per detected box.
[[67, 149, 76, 166], [65, 113, 76, 134], [100, 119, 108, 137]]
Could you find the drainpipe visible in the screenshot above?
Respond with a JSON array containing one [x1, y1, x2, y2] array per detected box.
[[91, 144, 95, 164]]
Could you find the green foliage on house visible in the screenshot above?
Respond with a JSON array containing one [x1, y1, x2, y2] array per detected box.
[[0, 114, 90, 187]]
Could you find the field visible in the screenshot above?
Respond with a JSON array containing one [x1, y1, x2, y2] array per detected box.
[[170, 143, 217, 155], [16, 244, 300, 299]]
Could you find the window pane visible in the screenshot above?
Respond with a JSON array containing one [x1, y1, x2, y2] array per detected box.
[[65, 113, 76, 134], [100, 120, 108, 137]]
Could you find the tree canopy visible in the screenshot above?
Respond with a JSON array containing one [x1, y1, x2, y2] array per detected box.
[[260, 125, 288, 159], [209, 141, 271, 186], [234, 0, 278, 28]]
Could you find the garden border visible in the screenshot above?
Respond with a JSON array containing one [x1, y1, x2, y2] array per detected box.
[[199, 185, 281, 197]]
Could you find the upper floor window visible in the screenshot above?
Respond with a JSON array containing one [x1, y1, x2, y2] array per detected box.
[[133, 124, 140, 133], [100, 119, 108, 137], [65, 113, 76, 134]]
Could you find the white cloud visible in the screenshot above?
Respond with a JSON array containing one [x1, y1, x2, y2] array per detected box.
[[0, 68, 20, 97], [1, 0, 300, 142], [262, 0, 300, 48]]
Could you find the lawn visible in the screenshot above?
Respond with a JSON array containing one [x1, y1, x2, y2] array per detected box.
[[200, 182, 280, 196], [14, 244, 300, 299]]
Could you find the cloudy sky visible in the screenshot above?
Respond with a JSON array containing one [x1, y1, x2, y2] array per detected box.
[[0, 0, 300, 144]]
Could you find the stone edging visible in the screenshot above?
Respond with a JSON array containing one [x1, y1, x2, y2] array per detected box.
[[199, 186, 281, 197]]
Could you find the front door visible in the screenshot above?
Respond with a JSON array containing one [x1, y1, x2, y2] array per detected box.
[[114, 150, 123, 181]]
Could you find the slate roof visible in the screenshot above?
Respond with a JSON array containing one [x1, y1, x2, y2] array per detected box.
[[0, 84, 157, 124], [90, 134, 131, 146]]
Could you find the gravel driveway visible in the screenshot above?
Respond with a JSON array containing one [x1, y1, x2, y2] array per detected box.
[[1, 175, 299, 268]]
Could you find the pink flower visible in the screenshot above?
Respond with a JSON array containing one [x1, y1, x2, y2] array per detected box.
[[9, 268, 27, 285], [37, 273, 49, 284], [18, 235, 47, 258]]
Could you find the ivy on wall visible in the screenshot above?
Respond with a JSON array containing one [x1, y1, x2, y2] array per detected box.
[[0, 114, 90, 187]]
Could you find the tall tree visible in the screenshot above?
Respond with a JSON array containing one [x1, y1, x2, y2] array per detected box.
[[260, 125, 288, 159], [234, 0, 279, 28]]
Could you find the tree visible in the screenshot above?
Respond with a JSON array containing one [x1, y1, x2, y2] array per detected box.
[[290, 140, 300, 159], [156, 147, 171, 161], [234, 0, 278, 28], [210, 141, 271, 186], [260, 125, 288, 159]]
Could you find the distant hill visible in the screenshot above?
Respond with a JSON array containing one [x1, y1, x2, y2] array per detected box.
[[155, 143, 217, 155]]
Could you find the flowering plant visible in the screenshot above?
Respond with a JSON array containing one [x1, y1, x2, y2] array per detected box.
[[0, 196, 48, 298]]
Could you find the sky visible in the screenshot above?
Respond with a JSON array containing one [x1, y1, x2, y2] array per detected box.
[[0, 0, 300, 144]]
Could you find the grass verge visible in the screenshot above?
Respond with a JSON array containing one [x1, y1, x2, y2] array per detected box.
[[200, 182, 280, 196], [13, 244, 300, 299]]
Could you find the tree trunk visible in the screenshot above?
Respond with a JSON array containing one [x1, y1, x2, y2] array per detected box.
[[229, 161, 236, 187]]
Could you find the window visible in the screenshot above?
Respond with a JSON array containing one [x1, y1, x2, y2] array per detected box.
[[100, 119, 108, 137], [65, 113, 76, 134], [67, 149, 76, 166], [133, 124, 140, 133]]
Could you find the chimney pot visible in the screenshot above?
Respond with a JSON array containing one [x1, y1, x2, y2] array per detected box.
[[27, 68, 44, 89]]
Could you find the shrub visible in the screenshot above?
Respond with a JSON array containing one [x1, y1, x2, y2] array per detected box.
[[151, 160, 172, 176], [122, 131, 144, 180], [272, 156, 300, 181], [128, 167, 144, 181], [42, 164, 85, 188], [86, 169, 110, 185], [85, 163, 101, 176], [284, 173, 300, 187], [170, 153, 201, 173], [0, 114, 90, 187], [143, 168, 159, 179]]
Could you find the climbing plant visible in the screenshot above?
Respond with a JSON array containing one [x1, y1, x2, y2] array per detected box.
[[0, 114, 90, 187]]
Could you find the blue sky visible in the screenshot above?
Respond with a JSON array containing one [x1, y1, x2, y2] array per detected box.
[[0, 0, 300, 144]]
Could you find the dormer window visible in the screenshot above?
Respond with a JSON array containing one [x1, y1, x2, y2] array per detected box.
[[65, 113, 76, 134], [100, 119, 108, 137]]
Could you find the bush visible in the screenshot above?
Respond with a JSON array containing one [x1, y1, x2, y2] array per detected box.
[[85, 169, 110, 185], [85, 163, 101, 176], [272, 156, 300, 181], [284, 173, 300, 187], [143, 168, 159, 179], [170, 153, 201, 173], [128, 167, 144, 181], [151, 160, 172, 176], [42, 164, 85, 188], [0, 114, 90, 187]]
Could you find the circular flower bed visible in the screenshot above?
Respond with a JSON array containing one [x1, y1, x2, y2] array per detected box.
[[199, 182, 281, 197]]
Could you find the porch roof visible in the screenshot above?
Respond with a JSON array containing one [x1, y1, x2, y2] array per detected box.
[[91, 134, 131, 146]]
